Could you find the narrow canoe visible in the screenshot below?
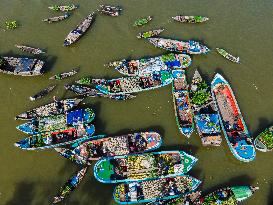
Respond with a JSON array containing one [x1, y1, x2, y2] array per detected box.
[[254, 126, 273, 152], [172, 70, 194, 138], [64, 12, 95, 46], [133, 16, 152, 26], [0, 56, 44, 76], [52, 167, 87, 204], [43, 13, 70, 23], [148, 38, 210, 54], [172, 15, 209, 23], [195, 186, 259, 204], [15, 98, 83, 120], [113, 175, 201, 204], [98, 5, 122, 16], [65, 84, 136, 100], [29, 85, 56, 101], [15, 45, 45, 55], [79, 70, 173, 95], [55, 131, 162, 165], [211, 73, 256, 162], [190, 70, 222, 146], [216, 48, 240, 63], [147, 191, 201, 205], [14, 124, 95, 150], [94, 150, 197, 183], [137, 28, 164, 39], [48, 4, 78, 12], [49, 68, 79, 80], [17, 108, 95, 135], [108, 53, 191, 76]]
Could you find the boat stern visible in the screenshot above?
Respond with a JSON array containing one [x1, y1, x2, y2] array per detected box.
[[231, 186, 259, 202], [234, 140, 256, 162], [14, 138, 31, 149], [143, 132, 162, 150], [16, 123, 37, 135], [93, 159, 115, 183], [181, 151, 198, 173]]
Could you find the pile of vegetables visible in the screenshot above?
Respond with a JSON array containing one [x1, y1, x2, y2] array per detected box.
[[191, 91, 210, 105], [5, 21, 18, 30], [161, 53, 176, 62], [259, 128, 273, 149], [77, 77, 92, 85], [133, 16, 152, 26]]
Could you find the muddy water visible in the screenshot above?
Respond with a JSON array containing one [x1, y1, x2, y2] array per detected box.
[[0, 0, 272, 204]]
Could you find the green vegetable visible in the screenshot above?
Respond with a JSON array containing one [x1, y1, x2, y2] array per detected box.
[[5, 21, 18, 30], [192, 91, 210, 105]]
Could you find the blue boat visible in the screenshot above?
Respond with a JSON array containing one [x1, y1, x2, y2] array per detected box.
[[190, 70, 222, 146], [55, 131, 162, 165], [172, 70, 194, 138], [93, 150, 197, 183], [16, 108, 95, 135], [14, 124, 95, 150], [211, 73, 256, 162], [147, 38, 210, 54], [77, 70, 173, 95], [113, 175, 201, 204], [107, 53, 192, 76]]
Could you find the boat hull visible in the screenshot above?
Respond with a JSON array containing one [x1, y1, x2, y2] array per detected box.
[[254, 126, 273, 152], [15, 125, 95, 150], [172, 70, 194, 138], [211, 73, 256, 162], [113, 175, 201, 204], [94, 150, 197, 183], [56, 131, 162, 165]]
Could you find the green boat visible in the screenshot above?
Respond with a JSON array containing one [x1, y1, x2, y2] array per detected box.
[[195, 186, 259, 205], [133, 16, 152, 26], [53, 167, 87, 204], [107, 53, 192, 76], [137, 28, 164, 39], [254, 126, 273, 152], [113, 175, 201, 204], [48, 4, 78, 12], [16, 108, 95, 135], [77, 70, 173, 95], [172, 15, 209, 23], [94, 150, 197, 183], [14, 125, 95, 150], [190, 70, 222, 146], [216, 48, 240, 63]]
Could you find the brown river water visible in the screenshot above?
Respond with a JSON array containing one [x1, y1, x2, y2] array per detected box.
[[0, 0, 272, 204]]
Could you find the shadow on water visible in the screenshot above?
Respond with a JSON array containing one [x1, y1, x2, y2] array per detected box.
[[202, 174, 255, 195], [6, 181, 36, 205], [268, 183, 273, 205], [252, 118, 272, 137], [109, 125, 165, 137], [160, 144, 199, 155]]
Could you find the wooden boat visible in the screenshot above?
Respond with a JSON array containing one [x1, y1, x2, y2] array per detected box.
[[29, 85, 56, 101], [148, 38, 210, 54], [216, 48, 240, 63], [254, 126, 273, 152], [94, 151, 197, 183], [172, 15, 209, 23], [49, 68, 79, 80], [113, 175, 201, 204], [43, 13, 70, 23], [98, 5, 122, 16], [14, 124, 95, 150], [211, 73, 256, 162], [172, 70, 194, 138], [65, 84, 136, 100], [64, 12, 95, 46], [189, 70, 222, 146], [55, 131, 162, 165], [15, 98, 83, 120], [107, 53, 191, 77], [78, 71, 173, 95], [0, 56, 44, 76], [48, 4, 78, 12], [195, 186, 259, 204], [17, 108, 95, 135], [137, 28, 164, 39], [52, 167, 87, 204], [133, 16, 152, 26], [15, 45, 45, 55], [147, 191, 201, 205]]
